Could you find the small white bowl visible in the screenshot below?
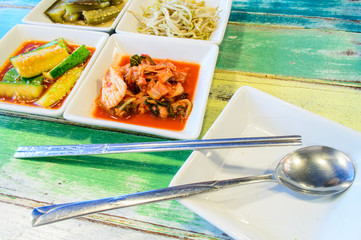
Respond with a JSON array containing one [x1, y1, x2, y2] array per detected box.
[[64, 32, 219, 139], [0, 24, 109, 117], [22, 0, 133, 33], [116, 0, 233, 45]]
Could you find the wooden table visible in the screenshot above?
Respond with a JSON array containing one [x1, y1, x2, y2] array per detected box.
[[1, 1, 360, 239]]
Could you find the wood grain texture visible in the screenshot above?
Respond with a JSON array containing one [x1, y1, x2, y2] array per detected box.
[[217, 23, 361, 85], [1, 0, 361, 239], [202, 70, 361, 135], [230, 0, 361, 32], [0, 7, 30, 37], [232, 0, 361, 20], [0, 114, 230, 239]]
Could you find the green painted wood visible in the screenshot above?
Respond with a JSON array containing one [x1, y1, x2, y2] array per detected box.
[[217, 23, 361, 86], [0, 114, 229, 239]]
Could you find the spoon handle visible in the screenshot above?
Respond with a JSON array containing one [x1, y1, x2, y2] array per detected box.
[[32, 174, 273, 227]]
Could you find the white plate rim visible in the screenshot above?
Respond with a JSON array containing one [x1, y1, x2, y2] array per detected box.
[[169, 86, 361, 239]]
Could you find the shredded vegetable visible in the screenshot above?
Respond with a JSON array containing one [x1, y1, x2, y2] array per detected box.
[[130, 0, 219, 40]]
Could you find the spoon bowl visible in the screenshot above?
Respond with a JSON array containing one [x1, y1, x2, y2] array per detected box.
[[31, 145, 356, 227], [274, 145, 355, 195]]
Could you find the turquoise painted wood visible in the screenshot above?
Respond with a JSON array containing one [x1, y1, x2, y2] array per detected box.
[[0, 7, 30, 37], [231, 0, 361, 20], [0, 1, 39, 6], [230, 0, 361, 32]]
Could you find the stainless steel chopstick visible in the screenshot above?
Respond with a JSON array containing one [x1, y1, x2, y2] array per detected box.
[[13, 135, 302, 158]]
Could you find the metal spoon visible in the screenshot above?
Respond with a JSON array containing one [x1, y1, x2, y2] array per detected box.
[[31, 145, 356, 227]]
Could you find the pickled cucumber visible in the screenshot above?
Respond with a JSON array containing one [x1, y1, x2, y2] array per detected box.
[[43, 45, 90, 80], [0, 81, 44, 100], [83, 4, 123, 25], [36, 66, 83, 107], [10, 42, 69, 78]]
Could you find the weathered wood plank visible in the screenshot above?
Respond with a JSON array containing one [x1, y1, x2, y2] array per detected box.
[[0, 1, 39, 7], [231, 0, 361, 20], [0, 7, 30, 38], [230, 0, 361, 32], [217, 23, 361, 85], [0, 194, 227, 239], [0, 113, 229, 239], [202, 70, 361, 135]]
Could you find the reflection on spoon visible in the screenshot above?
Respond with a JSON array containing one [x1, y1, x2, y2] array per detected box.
[[31, 145, 355, 227]]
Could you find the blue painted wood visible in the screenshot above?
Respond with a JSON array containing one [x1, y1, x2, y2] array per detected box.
[[1, 0, 361, 34], [229, 11, 361, 33], [0, 0, 40, 7], [229, 0, 361, 32], [0, 7, 30, 38], [231, 0, 361, 20]]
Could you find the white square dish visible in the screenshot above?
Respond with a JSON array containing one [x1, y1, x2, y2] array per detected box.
[[0, 24, 109, 117], [170, 86, 361, 239], [64, 32, 219, 139], [22, 0, 132, 33], [115, 0, 233, 45]]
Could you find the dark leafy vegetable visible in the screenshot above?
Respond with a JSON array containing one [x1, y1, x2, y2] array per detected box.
[[129, 54, 156, 67], [144, 99, 160, 116], [129, 54, 145, 67]]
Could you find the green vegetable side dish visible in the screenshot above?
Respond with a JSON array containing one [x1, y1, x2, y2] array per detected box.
[[3, 68, 44, 85], [0, 81, 44, 101], [0, 38, 92, 107], [10, 42, 70, 78], [37, 66, 84, 107], [43, 45, 90, 80], [45, 0, 125, 26]]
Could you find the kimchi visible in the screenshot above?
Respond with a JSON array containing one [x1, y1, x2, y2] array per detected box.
[[97, 54, 195, 121]]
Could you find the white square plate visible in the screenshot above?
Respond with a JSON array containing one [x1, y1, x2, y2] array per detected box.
[[64, 32, 218, 139], [0, 24, 109, 117], [22, 0, 133, 33], [170, 86, 361, 240], [116, 0, 233, 45]]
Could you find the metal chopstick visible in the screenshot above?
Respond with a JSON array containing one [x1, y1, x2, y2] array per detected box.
[[13, 135, 302, 158]]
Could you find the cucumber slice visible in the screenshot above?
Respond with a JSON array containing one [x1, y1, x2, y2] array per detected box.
[[0, 81, 44, 100], [63, 12, 82, 22], [65, 1, 109, 14], [3, 68, 44, 85], [83, 4, 123, 25], [36, 66, 83, 107], [3, 68, 22, 83], [34, 38, 69, 53], [45, 0, 66, 23], [110, 0, 123, 5], [43, 45, 90, 80], [10, 42, 70, 78]]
